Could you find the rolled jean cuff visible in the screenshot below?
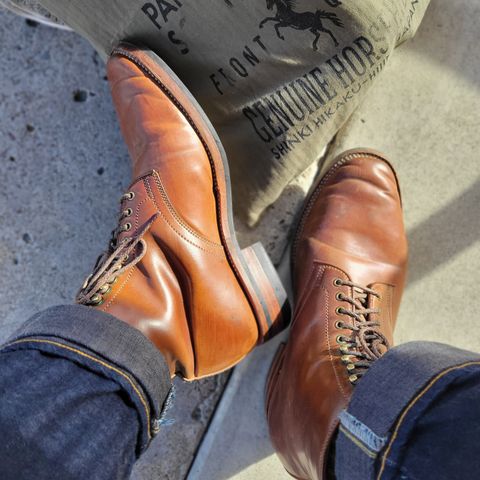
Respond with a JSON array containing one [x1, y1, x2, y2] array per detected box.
[[335, 341, 480, 480], [1, 304, 172, 453]]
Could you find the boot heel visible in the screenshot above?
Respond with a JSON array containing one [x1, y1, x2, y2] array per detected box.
[[241, 242, 290, 342]]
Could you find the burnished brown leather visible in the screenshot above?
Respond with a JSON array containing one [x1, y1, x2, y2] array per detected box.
[[77, 43, 288, 380], [266, 150, 408, 480]]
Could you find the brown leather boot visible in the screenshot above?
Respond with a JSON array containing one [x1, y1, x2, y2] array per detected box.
[[266, 149, 408, 480], [76, 42, 289, 380]]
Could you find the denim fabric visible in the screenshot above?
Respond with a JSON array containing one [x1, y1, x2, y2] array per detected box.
[[9, 305, 171, 426], [7, 305, 171, 449], [0, 348, 139, 480], [335, 341, 480, 480], [5, 305, 172, 449], [386, 368, 480, 480]]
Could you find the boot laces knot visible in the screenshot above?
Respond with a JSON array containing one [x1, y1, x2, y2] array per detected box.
[[334, 278, 390, 385], [76, 191, 158, 306]]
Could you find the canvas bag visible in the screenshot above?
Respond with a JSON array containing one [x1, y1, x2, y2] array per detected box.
[[38, 0, 430, 225]]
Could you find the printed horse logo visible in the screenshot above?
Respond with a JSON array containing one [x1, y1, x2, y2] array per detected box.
[[259, 0, 344, 50]]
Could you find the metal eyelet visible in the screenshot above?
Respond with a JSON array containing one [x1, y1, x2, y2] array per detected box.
[[124, 208, 133, 217], [340, 344, 349, 354], [124, 223, 132, 232], [89, 294, 104, 306], [333, 278, 342, 286], [336, 335, 347, 344], [347, 363, 355, 371], [341, 355, 350, 363], [336, 306, 344, 315], [349, 374, 358, 384], [336, 292, 343, 301], [121, 192, 135, 202], [98, 284, 112, 295], [335, 320, 343, 329]]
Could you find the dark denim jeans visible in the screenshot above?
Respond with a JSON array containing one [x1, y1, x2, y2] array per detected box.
[[336, 342, 480, 480], [0, 305, 172, 480], [0, 307, 479, 479]]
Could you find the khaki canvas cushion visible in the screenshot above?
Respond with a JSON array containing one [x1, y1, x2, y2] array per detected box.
[[38, 0, 430, 224]]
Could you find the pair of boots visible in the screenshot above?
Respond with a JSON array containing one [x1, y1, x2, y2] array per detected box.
[[76, 43, 407, 480]]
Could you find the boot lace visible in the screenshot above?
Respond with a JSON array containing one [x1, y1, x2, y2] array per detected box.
[[334, 278, 390, 385], [76, 191, 158, 306]]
